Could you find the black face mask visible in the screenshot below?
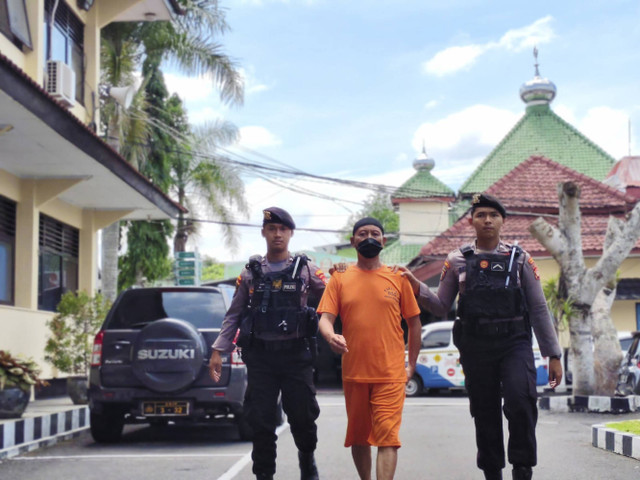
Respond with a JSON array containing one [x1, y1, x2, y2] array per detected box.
[[356, 237, 383, 258]]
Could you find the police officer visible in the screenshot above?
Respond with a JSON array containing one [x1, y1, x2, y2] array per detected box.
[[209, 207, 327, 480], [399, 194, 562, 480]]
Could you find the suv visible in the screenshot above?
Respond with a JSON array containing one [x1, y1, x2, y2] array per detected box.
[[88, 286, 249, 443], [616, 331, 640, 395]]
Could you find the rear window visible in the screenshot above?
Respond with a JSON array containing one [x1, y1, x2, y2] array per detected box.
[[107, 290, 227, 330]]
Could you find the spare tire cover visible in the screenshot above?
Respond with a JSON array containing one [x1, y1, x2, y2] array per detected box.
[[132, 318, 206, 392]]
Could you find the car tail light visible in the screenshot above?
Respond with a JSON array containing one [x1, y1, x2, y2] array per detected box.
[[91, 331, 104, 366]]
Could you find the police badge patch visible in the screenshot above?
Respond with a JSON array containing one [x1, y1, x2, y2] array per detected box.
[[441, 260, 451, 281]]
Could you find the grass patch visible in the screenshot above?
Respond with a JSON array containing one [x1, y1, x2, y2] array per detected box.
[[606, 420, 640, 435]]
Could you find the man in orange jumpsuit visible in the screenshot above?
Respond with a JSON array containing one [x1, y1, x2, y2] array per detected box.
[[317, 217, 422, 480]]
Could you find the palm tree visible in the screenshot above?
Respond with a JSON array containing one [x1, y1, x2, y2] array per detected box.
[[171, 114, 248, 252], [99, 0, 245, 300]]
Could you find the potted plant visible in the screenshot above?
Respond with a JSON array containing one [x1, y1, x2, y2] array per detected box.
[[0, 350, 48, 418], [44, 291, 110, 404]]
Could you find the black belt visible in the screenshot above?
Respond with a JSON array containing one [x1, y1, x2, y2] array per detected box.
[[248, 337, 308, 352], [461, 319, 527, 338]]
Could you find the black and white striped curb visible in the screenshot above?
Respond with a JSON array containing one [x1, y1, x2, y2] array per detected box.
[[0, 406, 89, 459], [539, 395, 640, 413], [592, 423, 640, 460]]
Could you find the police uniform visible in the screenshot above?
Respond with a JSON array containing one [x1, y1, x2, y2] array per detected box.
[[213, 209, 327, 480], [417, 240, 562, 478]]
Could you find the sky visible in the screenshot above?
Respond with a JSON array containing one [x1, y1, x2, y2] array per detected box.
[[163, 0, 640, 263]]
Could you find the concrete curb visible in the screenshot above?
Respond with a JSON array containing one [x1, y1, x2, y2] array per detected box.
[[539, 395, 640, 413], [592, 423, 640, 460], [0, 406, 89, 459]]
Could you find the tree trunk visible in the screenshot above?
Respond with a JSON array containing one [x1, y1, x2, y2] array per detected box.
[[569, 305, 595, 395], [101, 222, 119, 303], [101, 113, 121, 303], [592, 286, 622, 395]]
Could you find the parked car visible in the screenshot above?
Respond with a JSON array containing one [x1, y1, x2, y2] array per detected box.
[[616, 331, 640, 395], [405, 321, 549, 397], [88, 286, 251, 443]]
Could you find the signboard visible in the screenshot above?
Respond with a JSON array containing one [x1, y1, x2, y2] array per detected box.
[[174, 251, 201, 286]]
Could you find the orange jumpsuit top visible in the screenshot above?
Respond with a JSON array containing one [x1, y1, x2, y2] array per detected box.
[[318, 265, 421, 383]]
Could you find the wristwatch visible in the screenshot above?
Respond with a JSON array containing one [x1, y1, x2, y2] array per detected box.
[[549, 354, 561, 360]]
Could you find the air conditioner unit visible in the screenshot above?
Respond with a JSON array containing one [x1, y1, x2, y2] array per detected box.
[[46, 60, 76, 108]]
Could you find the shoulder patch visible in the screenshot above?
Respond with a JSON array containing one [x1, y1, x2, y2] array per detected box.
[[527, 257, 540, 281], [235, 274, 242, 287], [441, 260, 451, 281], [315, 269, 328, 285]]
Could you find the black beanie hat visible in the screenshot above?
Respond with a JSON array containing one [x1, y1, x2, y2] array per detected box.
[[352, 217, 384, 236]]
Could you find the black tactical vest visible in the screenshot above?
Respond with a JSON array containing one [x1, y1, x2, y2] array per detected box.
[[238, 255, 318, 343], [457, 245, 526, 321]]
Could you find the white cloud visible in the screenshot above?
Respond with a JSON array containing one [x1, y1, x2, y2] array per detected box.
[[239, 66, 270, 96], [188, 106, 226, 125], [239, 126, 282, 148], [423, 45, 487, 77], [163, 73, 215, 101], [577, 106, 631, 159], [424, 99, 439, 110], [423, 16, 555, 77], [413, 105, 521, 152], [497, 15, 555, 52]]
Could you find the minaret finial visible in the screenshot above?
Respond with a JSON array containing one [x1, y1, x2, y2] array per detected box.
[[533, 46, 540, 76], [421, 139, 427, 156]]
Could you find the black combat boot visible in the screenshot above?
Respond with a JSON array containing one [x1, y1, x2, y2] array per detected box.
[[255, 474, 273, 480], [298, 451, 319, 480], [483, 470, 502, 480], [512, 466, 532, 480]]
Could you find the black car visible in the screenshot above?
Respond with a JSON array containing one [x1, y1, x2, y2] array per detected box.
[[88, 286, 250, 442]]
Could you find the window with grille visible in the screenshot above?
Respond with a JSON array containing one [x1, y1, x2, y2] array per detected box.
[[38, 214, 79, 311], [44, 0, 84, 104], [0, 195, 16, 305]]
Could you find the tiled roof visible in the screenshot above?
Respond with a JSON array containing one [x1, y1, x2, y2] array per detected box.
[[411, 156, 640, 280], [393, 168, 455, 200], [485, 156, 637, 214], [459, 104, 616, 195], [607, 156, 640, 188], [380, 242, 422, 265]]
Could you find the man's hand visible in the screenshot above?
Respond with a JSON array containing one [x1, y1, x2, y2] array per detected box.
[[328, 262, 348, 275], [209, 350, 223, 383], [326, 333, 349, 355], [391, 265, 420, 295], [406, 363, 416, 383], [548, 357, 563, 389]]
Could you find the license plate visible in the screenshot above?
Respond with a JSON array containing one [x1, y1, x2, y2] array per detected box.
[[142, 400, 190, 416]]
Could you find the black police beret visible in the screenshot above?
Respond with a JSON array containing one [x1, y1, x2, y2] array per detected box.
[[352, 217, 384, 235], [262, 207, 296, 230], [471, 193, 507, 218]]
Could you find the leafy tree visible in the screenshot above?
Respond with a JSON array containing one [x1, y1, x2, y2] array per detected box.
[[341, 192, 399, 242], [99, 1, 245, 298], [171, 116, 248, 252], [44, 291, 111, 376]]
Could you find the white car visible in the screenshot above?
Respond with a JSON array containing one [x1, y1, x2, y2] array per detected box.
[[406, 321, 549, 397]]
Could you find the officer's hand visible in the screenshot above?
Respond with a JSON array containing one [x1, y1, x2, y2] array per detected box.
[[406, 363, 416, 383], [209, 350, 223, 383], [548, 357, 563, 389], [329, 263, 348, 275], [327, 333, 349, 355], [391, 265, 420, 295]]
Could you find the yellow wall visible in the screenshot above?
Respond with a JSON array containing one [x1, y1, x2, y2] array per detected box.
[[398, 201, 451, 244], [535, 256, 640, 333], [0, 305, 56, 378]]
